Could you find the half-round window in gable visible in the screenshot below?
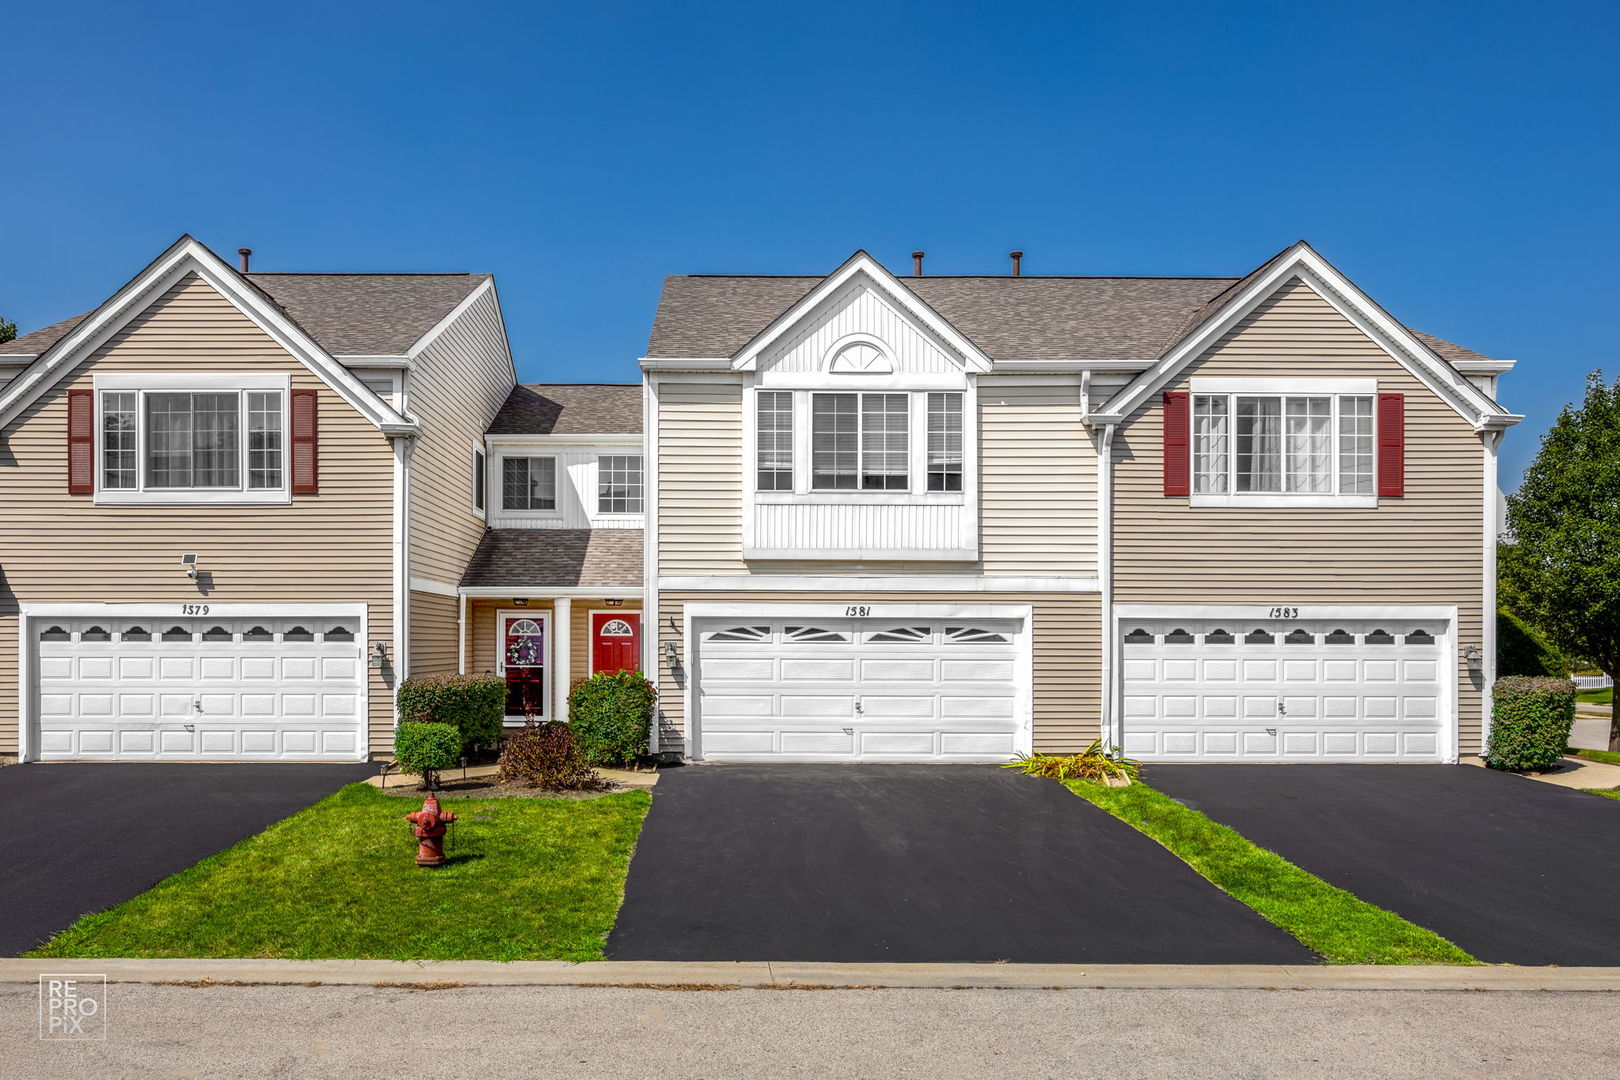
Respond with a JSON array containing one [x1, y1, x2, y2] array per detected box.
[[1405, 629, 1436, 645], [81, 626, 111, 642], [1205, 628, 1234, 644], [243, 626, 273, 641], [162, 626, 192, 641], [1244, 628, 1275, 645], [284, 626, 314, 642], [324, 626, 355, 641], [1284, 628, 1315, 645], [122, 626, 151, 641], [1366, 629, 1396, 645], [1325, 628, 1356, 645], [202, 625, 233, 641], [826, 339, 893, 374], [39, 626, 70, 642], [598, 619, 635, 637], [1165, 628, 1195, 644], [1124, 628, 1155, 643]]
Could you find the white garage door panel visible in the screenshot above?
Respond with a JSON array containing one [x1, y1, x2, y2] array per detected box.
[[1121, 618, 1449, 763], [33, 615, 364, 761], [694, 617, 1027, 762]]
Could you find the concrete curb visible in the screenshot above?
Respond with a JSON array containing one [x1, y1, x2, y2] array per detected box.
[[4, 958, 1618, 991]]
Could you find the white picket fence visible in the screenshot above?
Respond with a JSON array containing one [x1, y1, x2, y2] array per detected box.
[[1574, 674, 1614, 690]]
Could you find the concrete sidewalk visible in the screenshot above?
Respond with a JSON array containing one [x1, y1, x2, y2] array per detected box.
[[5, 957, 1619, 991]]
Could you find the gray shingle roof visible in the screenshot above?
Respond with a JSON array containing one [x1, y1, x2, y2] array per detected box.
[[3, 273, 489, 360], [458, 528, 643, 589], [645, 267, 1502, 368], [245, 273, 490, 355], [486, 383, 641, 435]]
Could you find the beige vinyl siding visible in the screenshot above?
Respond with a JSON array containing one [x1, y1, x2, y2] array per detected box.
[[655, 373, 1098, 577], [653, 591, 1101, 755], [0, 273, 398, 755], [979, 380, 1096, 575], [408, 591, 460, 677], [656, 375, 745, 574], [405, 286, 513, 585], [1113, 277, 1487, 750]]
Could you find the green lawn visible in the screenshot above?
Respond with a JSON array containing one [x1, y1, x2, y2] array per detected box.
[[1584, 788, 1620, 801], [1574, 747, 1620, 766], [1061, 779, 1477, 965], [29, 783, 650, 961], [1577, 688, 1613, 705]]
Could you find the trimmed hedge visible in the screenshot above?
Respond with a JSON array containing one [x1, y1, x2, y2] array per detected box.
[[393, 722, 462, 788], [1486, 676, 1577, 771], [396, 673, 504, 751], [567, 670, 655, 767]]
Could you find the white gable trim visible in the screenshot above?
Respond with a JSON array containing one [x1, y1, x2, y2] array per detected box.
[[731, 251, 993, 374], [405, 276, 519, 390], [1091, 243, 1521, 432], [0, 236, 415, 434]]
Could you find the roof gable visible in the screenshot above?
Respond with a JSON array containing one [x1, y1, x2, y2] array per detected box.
[[0, 236, 414, 434], [1092, 242, 1520, 431], [730, 252, 993, 374]]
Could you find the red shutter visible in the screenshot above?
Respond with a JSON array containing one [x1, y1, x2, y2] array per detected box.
[[290, 388, 319, 495], [67, 388, 94, 494], [1377, 393, 1405, 498], [1163, 391, 1191, 496]]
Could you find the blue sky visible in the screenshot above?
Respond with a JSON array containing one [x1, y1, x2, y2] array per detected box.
[[2, 1, 1615, 484]]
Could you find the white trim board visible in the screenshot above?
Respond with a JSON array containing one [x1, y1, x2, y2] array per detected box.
[[457, 587, 644, 600], [1090, 243, 1520, 433], [409, 577, 461, 598], [0, 236, 415, 435], [658, 576, 1099, 593]]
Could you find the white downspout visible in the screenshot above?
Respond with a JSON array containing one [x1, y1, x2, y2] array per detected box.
[[1480, 428, 1503, 756], [1097, 422, 1118, 751]]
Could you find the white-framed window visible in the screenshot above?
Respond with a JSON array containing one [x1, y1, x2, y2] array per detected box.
[[598, 455, 643, 513], [1192, 391, 1375, 500], [93, 375, 289, 503], [811, 392, 908, 490], [471, 448, 486, 513], [502, 456, 557, 511], [756, 390, 793, 491], [926, 392, 963, 492]]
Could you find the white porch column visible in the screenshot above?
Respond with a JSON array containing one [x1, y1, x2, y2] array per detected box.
[[553, 598, 572, 723]]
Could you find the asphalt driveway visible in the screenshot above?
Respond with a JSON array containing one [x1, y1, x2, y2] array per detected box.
[[608, 764, 1312, 963], [2, 762, 373, 955], [1150, 764, 1620, 966]]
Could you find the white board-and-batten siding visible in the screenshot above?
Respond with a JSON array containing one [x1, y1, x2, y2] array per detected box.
[[0, 273, 400, 756]]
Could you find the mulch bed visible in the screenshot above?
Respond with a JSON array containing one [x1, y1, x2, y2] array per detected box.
[[375, 776, 626, 801]]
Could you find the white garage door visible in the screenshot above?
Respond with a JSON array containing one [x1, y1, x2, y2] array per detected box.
[[1120, 617, 1450, 762], [693, 617, 1027, 761], [33, 615, 365, 761]]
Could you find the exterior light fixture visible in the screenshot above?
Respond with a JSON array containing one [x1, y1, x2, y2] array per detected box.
[[512, 598, 529, 607], [605, 598, 624, 607], [1463, 645, 1483, 672], [181, 553, 199, 579], [370, 641, 389, 669], [664, 641, 679, 668]]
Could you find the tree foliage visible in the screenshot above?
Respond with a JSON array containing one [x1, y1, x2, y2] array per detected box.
[[0, 316, 15, 344], [1502, 370, 1620, 748]]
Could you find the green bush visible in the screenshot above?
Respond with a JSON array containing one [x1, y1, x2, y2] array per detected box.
[[496, 719, 608, 791], [567, 670, 655, 767], [396, 673, 504, 751], [1486, 676, 1577, 771], [393, 722, 462, 789], [1496, 609, 1568, 677]]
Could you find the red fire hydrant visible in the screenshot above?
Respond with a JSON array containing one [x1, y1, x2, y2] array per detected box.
[[405, 793, 457, 868]]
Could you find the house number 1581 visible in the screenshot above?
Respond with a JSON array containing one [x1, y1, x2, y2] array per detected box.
[[844, 605, 872, 617]]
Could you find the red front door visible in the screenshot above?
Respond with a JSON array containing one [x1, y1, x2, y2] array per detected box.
[[591, 612, 641, 675]]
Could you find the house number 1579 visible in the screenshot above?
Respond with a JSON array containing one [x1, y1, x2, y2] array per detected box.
[[844, 605, 872, 617]]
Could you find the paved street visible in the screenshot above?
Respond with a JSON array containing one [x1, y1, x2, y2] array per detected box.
[[6, 983, 1618, 1079]]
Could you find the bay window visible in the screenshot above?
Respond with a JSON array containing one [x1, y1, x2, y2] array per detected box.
[[96, 382, 286, 499], [812, 392, 908, 490], [760, 390, 967, 495], [926, 392, 963, 492], [1193, 392, 1374, 499], [756, 390, 793, 490]]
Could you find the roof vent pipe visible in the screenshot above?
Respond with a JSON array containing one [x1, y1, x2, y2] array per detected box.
[[912, 250, 925, 277], [238, 248, 253, 273], [1009, 250, 1023, 277]]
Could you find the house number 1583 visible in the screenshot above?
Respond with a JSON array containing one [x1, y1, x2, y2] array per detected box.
[[844, 605, 872, 617]]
